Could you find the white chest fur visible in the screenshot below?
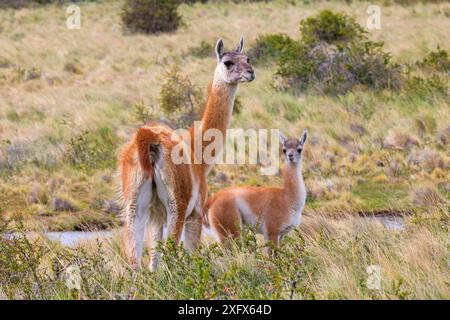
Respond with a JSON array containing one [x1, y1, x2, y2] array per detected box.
[[288, 173, 306, 228]]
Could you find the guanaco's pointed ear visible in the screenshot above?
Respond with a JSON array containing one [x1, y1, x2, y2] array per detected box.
[[279, 132, 287, 145], [235, 35, 244, 53], [215, 39, 224, 62], [300, 129, 308, 145]]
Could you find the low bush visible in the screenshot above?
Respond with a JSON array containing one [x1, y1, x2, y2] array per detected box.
[[247, 34, 296, 65], [187, 41, 214, 59], [418, 47, 450, 72], [299, 10, 365, 45], [403, 75, 448, 100], [121, 0, 182, 34], [277, 41, 402, 95], [64, 127, 118, 170], [159, 65, 204, 128], [275, 10, 403, 95], [131, 66, 205, 128]]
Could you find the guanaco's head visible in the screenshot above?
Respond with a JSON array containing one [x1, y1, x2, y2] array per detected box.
[[280, 129, 308, 165], [214, 36, 255, 84]]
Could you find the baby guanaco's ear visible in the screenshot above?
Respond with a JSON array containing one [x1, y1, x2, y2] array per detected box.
[[279, 132, 287, 145], [215, 38, 224, 61], [300, 129, 308, 145], [235, 35, 244, 53]]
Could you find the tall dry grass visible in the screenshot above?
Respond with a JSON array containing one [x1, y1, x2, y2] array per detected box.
[[1, 210, 448, 299]]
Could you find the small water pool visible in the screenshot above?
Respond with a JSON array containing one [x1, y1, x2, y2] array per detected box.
[[3, 215, 405, 248], [45, 230, 114, 248]]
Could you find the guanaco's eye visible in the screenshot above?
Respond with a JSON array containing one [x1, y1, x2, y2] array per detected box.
[[297, 148, 302, 153], [282, 149, 286, 154], [224, 60, 234, 68], [247, 58, 250, 63]]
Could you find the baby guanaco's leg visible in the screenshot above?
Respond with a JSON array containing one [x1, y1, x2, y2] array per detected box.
[[210, 199, 241, 244], [264, 225, 280, 257]]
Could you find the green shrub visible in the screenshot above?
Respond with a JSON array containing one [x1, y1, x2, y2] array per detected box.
[[121, 0, 182, 34], [247, 34, 296, 65], [131, 66, 205, 128], [275, 10, 403, 95], [404, 75, 448, 101], [133, 100, 153, 124], [299, 10, 365, 45], [418, 47, 450, 72], [277, 41, 402, 95], [65, 127, 118, 170], [159, 65, 204, 128], [64, 60, 84, 75], [187, 41, 214, 59]]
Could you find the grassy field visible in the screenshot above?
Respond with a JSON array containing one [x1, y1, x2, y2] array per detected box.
[[0, 0, 449, 299], [1, 212, 448, 299]]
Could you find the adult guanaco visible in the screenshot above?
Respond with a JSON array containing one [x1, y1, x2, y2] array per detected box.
[[119, 37, 255, 270], [204, 130, 308, 253]]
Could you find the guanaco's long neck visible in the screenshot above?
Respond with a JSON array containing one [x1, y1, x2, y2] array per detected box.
[[189, 70, 238, 172], [200, 75, 237, 138], [282, 162, 306, 208]]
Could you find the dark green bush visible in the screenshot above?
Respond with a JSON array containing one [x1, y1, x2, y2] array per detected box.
[[159, 65, 204, 128], [418, 47, 450, 72], [247, 34, 296, 65], [131, 66, 205, 128], [275, 10, 403, 95], [122, 0, 182, 34], [404, 75, 448, 100], [299, 10, 365, 45], [65, 127, 118, 170], [187, 41, 214, 59]]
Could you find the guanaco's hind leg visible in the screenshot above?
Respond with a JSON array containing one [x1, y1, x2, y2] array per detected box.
[[146, 197, 165, 272], [124, 179, 152, 269], [165, 192, 187, 245], [184, 208, 202, 251], [210, 202, 242, 244]]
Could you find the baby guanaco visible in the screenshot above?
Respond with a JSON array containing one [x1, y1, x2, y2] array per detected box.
[[204, 130, 307, 253]]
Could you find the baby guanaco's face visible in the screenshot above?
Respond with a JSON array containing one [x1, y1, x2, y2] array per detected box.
[[280, 129, 308, 164]]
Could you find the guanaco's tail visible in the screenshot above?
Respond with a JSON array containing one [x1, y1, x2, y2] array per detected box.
[[135, 127, 161, 179], [118, 125, 166, 205]]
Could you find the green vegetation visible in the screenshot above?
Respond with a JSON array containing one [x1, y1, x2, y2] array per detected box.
[[65, 127, 118, 171], [299, 10, 365, 45], [159, 65, 204, 128], [247, 34, 296, 65], [122, 0, 182, 34], [1, 213, 448, 299], [187, 41, 215, 59], [418, 47, 450, 72], [0, 0, 448, 299], [273, 10, 403, 95]]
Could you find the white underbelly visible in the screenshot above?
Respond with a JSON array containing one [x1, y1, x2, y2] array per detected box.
[[235, 196, 263, 233]]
